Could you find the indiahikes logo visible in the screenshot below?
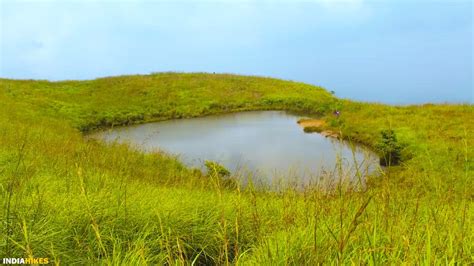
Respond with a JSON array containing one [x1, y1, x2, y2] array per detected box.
[[2, 258, 49, 264]]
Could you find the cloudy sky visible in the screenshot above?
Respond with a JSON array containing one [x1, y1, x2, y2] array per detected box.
[[0, 0, 472, 104]]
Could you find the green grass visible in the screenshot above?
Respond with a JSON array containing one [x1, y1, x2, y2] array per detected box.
[[0, 72, 472, 264]]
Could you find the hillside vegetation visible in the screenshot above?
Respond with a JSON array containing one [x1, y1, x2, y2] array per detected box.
[[0, 73, 472, 264]]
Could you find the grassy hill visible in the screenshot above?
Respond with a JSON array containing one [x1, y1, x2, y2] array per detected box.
[[0, 73, 472, 264]]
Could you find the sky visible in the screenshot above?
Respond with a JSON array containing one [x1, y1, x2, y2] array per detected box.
[[0, 0, 472, 104]]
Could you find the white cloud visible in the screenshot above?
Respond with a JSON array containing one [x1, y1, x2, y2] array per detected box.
[[0, 0, 374, 79]]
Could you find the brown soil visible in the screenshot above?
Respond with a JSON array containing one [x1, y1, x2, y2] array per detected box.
[[297, 118, 340, 139], [297, 118, 326, 128]]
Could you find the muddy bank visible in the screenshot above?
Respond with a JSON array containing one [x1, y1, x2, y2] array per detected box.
[[297, 118, 340, 138]]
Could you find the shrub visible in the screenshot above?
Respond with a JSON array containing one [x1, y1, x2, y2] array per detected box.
[[204, 160, 231, 178], [377, 129, 402, 166]]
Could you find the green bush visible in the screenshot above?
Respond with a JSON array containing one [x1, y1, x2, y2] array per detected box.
[[204, 160, 231, 178], [377, 129, 402, 166]]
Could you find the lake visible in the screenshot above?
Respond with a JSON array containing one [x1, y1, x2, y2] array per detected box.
[[90, 111, 379, 186]]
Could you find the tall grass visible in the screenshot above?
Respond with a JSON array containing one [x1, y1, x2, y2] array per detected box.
[[0, 73, 472, 264]]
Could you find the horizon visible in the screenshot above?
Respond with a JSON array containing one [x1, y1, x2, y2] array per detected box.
[[1, 71, 472, 106], [1, 0, 473, 104]]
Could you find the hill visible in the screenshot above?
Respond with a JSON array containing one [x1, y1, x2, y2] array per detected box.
[[0, 73, 472, 264]]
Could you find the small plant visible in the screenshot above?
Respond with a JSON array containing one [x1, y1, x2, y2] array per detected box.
[[205, 160, 231, 178], [377, 129, 402, 166]]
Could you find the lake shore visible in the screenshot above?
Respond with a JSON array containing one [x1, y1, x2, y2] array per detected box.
[[297, 118, 340, 138]]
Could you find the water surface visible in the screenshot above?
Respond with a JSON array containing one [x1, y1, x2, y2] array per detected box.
[[91, 111, 379, 185]]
